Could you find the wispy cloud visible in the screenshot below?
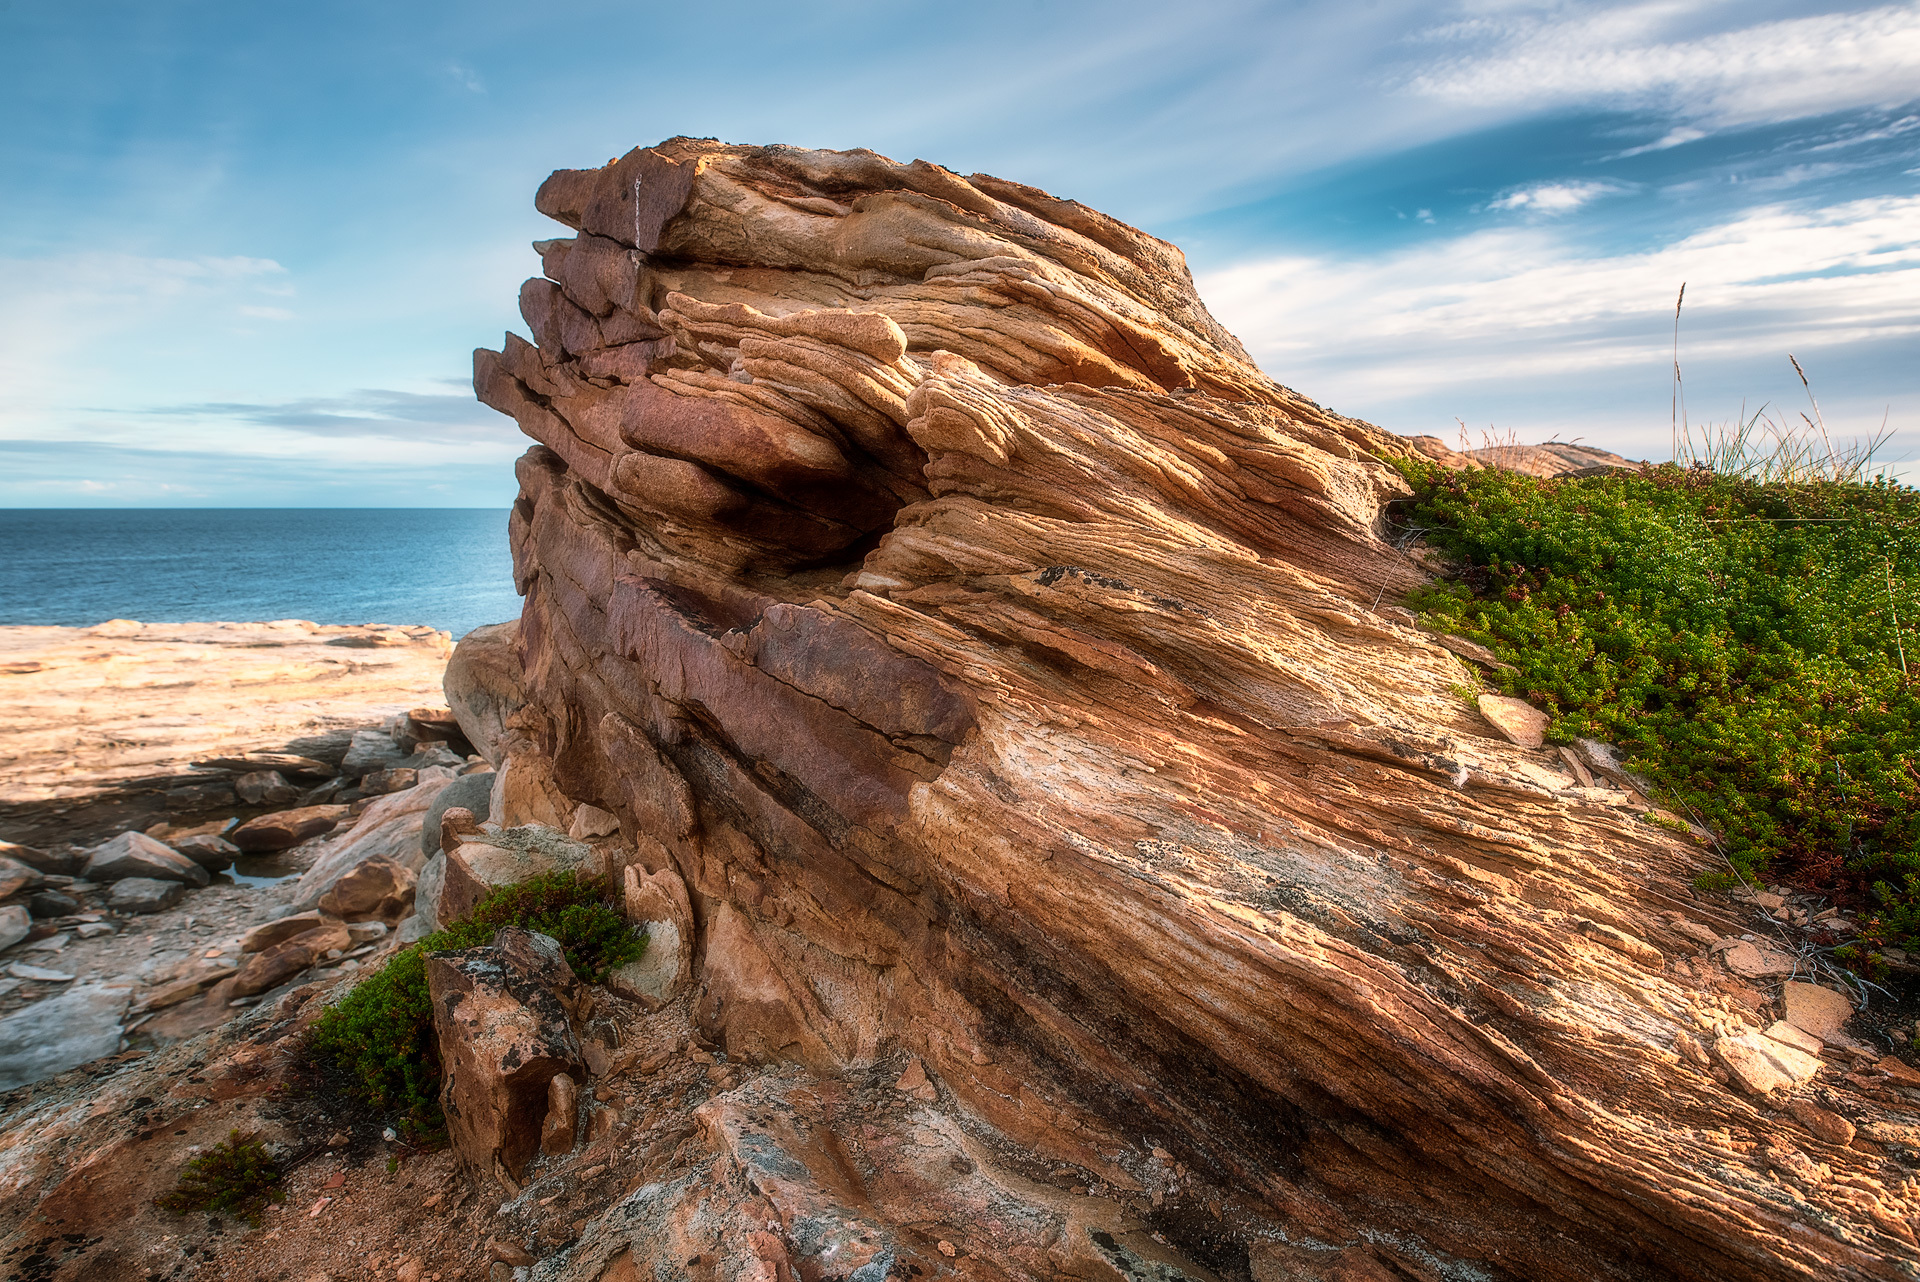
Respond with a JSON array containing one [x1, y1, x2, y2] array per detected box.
[[1200, 193, 1920, 446], [143, 389, 519, 444], [1405, 2, 1920, 131], [1486, 180, 1622, 213]]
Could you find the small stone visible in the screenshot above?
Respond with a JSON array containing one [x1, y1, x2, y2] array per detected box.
[[1763, 1020, 1822, 1057], [1669, 920, 1721, 947], [486, 1237, 535, 1266], [1781, 981, 1853, 1044], [1755, 892, 1786, 910], [346, 920, 389, 944], [567, 804, 619, 840], [1787, 1099, 1856, 1146], [27, 891, 78, 919], [894, 1058, 938, 1101], [107, 877, 187, 914], [24, 933, 69, 952], [235, 770, 301, 807], [937, 1241, 957, 1257], [169, 833, 240, 872], [74, 922, 113, 940], [541, 1073, 579, 1155], [1476, 694, 1548, 749], [8, 963, 75, 983], [0, 905, 27, 951], [242, 910, 344, 953]]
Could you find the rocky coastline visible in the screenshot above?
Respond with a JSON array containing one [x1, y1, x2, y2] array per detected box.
[[4, 141, 1919, 1282]]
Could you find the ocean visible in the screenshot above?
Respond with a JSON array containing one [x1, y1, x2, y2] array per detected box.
[[0, 509, 522, 639]]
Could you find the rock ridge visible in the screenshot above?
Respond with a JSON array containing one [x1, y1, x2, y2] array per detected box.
[[459, 140, 1920, 1280]]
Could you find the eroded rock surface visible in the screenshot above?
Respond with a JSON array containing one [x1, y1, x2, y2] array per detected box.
[[466, 138, 1920, 1280]]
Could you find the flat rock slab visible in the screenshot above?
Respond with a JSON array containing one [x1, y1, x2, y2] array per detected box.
[[0, 982, 132, 1091], [231, 804, 348, 853], [1477, 694, 1548, 749], [1722, 941, 1797, 979], [1782, 980, 1854, 1043], [107, 877, 188, 914]]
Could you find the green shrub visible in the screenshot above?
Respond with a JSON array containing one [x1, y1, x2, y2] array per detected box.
[[306, 869, 646, 1133], [155, 1130, 284, 1224], [1395, 460, 1920, 945]]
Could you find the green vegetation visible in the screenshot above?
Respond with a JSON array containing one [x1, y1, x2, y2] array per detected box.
[[1394, 459, 1920, 946], [155, 1130, 284, 1225], [306, 869, 645, 1133]]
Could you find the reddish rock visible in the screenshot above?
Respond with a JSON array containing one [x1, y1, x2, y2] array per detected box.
[[442, 620, 526, 765], [426, 928, 584, 1186], [539, 1072, 578, 1155], [316, 854, 415, 921], [168, 832, 239, 872], [468, 139, 1920, 1280], [230, 804, 348, 853], [0, 854, 43, 899], [228, 921, 351, 996], [240, 909, 346, 954]]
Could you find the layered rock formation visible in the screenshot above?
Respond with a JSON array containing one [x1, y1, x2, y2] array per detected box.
[[474, 140, 1918, 1280]]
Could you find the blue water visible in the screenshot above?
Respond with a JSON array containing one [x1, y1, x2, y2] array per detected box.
[[0, 510, 522, 639]]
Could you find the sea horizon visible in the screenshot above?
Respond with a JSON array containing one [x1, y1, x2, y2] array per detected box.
[[0, 508, 521, 640]]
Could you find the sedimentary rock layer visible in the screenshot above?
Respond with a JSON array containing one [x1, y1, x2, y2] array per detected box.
[[476, 139, 1917, 1280]]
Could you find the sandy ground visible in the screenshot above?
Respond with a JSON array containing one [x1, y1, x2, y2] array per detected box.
[[0, 620, 454, 848]]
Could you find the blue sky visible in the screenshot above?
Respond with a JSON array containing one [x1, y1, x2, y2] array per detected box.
[[3, 0, 1916, 506]]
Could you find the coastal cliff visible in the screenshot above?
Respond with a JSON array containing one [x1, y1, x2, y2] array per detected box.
[[466, 140, 1919, 1279]]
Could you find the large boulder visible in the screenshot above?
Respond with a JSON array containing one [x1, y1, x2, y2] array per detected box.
[[426, 928, 584, 1186], [420, 769, 495, 856], [82, 831, 209, 887], [469, 139, 1920, 1277], [316, 854, 415, 921], [439, 826, 594, 926], [229, 803, 349, 853], [0, 983, 132, 1091], [442, 621, 525, 765]]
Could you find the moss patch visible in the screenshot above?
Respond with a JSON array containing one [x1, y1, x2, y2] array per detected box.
[[305, 869, 645, 1134], [1396, 460, 1920, 945]]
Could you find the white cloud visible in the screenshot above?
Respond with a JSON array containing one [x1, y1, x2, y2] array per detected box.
[[1487, 180, 1620, 212], [1405, 2, 1920, 129], [1614, 125, 1707, 158], [1199, 193, 1920, 450]]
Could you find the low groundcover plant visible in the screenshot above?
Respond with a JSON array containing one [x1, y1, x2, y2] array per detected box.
[[305, 869, 645, 1134], [1395, 458, 1920, 952]]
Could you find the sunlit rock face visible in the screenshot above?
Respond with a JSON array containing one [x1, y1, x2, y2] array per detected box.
[[476, 138, 1912, 1282]]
